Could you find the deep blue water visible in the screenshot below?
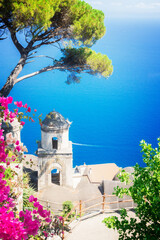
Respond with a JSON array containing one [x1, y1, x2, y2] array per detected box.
[[0, 18, 160, 168]]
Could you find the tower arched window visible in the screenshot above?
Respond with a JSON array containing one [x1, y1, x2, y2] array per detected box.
[[51, 169, 60, 185], [52, 137, 58, 149]]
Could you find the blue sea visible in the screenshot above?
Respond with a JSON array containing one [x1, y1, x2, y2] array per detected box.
[[0, 18, 160, 168]]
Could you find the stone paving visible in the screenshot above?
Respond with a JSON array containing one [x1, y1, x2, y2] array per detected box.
[[66, 211, 135, 240]]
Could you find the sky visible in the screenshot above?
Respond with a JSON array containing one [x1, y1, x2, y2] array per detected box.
[[85, 0, 160, 19]]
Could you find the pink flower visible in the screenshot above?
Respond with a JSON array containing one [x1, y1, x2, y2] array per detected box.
[[29, 195, 34, 202], [21, 210, 40, 236], [34, 201, 40, 208], [19, 211, 24, 218], [7, 96, 13, 104], [16, 146, 21, 152], [45, 217, 51, 223], [20, 121, 25, 126], [34, 109, 37, 112], [9, 112, 16, 120], [0, 96, 13, 108], [14, 101, 23, 108], [27, 107, 31, 112], [0, 210, 27, 240], [59, 216, 63, 221], [23, 103, 28, 108], [0, 97, 56, 240], [43, 231, 48, 237]]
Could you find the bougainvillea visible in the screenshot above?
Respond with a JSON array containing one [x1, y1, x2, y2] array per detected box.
[[0, 96, 63, 239]]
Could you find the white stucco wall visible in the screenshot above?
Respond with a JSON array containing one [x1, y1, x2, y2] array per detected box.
[[10, 118, 22, 143], [38, 149, 73, 189], [72, 175, 82, 189], [64, 156, 73, 187], [41, 129, 69, 151]]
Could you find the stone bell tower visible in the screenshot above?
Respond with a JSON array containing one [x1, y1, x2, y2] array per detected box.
[[37, 111, 73, 190]]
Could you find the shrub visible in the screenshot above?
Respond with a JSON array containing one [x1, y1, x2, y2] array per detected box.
[[103, 139, 160, 240], [62, 201, 75, 220]]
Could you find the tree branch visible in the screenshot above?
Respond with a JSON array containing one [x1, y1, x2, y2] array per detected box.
[[15, 65, 64, 83], [31, 55, 55, 61], [34, 27, 61, 41], [31, 37, 63, 50], [15, 63, 85, 83], [10, 31, 24, 55]]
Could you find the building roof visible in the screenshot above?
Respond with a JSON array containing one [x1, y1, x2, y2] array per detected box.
[[83, 163, 120, 183], [41, 111, 70, 131], [113, 167, 134, 181]]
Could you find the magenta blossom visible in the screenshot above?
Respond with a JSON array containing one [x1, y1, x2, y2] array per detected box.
[[14, 101, 23, 108], [20, 121, 25, 126], [27, 107, 31, 112], [0, 96, 54, 240], [23, 103, 28, 108]]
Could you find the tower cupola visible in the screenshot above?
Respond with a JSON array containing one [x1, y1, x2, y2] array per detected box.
[[40, 111, 72, 152]]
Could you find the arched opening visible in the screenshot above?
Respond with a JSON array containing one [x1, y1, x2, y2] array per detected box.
[[52, 137, 58, 149], [51, 169, 60, 185]]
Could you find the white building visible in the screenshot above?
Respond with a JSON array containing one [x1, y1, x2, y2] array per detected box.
[[37, 111, 73, 190]]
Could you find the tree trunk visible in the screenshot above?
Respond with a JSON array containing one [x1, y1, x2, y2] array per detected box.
[[0, 54, 27, 97]]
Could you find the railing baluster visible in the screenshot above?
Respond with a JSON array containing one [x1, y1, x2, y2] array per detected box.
[[62, 218, 64, 240], [102, 195, 105, 213], [37, 194, 135, 238], [79, 200, 82, 217], [47, 200, 49, 210]]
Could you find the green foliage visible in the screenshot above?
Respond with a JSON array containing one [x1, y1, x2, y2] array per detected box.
[[0, 0, 60, 30], [23, 173, 35, 210], [4, 167, 15, 181], [62, 47, 113, 78], [112, 169, 132, 198], [62, 200, 75, 220], [69, 0, 105, 45], [0, 0, 106, 45], [103, 138, 160, 240], [116, 169, 131, 185], [4, 167, 17, 193], [0, 0, 113, 93], [0, 0, 113, 86]]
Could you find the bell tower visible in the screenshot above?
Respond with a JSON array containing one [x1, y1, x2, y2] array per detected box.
[[37, 111, 73, 190]]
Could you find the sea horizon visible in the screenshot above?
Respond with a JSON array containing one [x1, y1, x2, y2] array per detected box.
[[1, 17, 160, 168]]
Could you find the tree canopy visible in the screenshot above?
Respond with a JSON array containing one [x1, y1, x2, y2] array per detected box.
[[103, 139, 160, 240], [0, 0, 113, 96]]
